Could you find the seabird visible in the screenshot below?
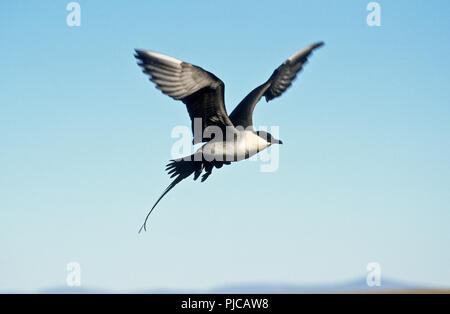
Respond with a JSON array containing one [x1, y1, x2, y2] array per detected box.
[[134, 42, 324, 232]]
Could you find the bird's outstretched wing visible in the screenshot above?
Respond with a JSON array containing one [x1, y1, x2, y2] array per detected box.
[[135, 50, 235, 143], [229, 42, 324, 129]]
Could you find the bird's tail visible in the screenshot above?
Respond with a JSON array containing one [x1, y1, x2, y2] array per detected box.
[[138, 155, 202, 233]]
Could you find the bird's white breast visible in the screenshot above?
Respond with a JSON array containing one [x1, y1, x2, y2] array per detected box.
[[198, 131, 270, 162]]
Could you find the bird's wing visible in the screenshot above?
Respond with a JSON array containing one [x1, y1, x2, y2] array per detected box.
[[135, 50, 235, 144], [229, 42, 324, 129]]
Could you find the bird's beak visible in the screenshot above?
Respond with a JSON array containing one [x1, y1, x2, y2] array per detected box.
[[275, 139, 283, 145]]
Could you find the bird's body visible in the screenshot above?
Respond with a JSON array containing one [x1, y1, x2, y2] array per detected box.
[[199, 130, 271, 162], [134, 42, 324, 232]]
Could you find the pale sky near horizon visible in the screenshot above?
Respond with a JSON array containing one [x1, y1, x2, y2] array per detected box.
[[1, 1, 449, 292]]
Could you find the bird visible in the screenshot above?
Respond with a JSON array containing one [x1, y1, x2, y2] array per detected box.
[[134, 42, 324, 232]]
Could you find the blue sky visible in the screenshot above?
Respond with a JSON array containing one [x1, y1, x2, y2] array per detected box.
[[0, 1, 449, 292]]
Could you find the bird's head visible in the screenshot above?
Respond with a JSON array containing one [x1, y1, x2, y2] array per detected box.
[[256, 130, 283, 145]]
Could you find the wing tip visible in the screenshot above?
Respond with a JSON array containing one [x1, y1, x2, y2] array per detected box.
[[312, 41, 325, 49], [287, 41, 325, 62], [134, 49, 146, 62], [133, 49, 183, 66]]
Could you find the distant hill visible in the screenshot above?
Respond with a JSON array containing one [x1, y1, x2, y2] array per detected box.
[[208, 278, 418, 294], [3, 277, 443, 294]]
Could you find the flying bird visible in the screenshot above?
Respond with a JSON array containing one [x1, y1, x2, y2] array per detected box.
[[135, 42, 324, 232]]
